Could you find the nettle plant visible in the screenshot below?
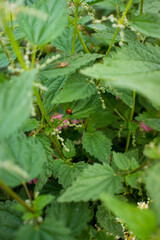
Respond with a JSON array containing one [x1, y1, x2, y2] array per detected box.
[[1, 0, 160, 239]]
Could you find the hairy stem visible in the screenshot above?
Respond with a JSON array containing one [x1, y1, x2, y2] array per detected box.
[[114, 108, 126, 121], [31, 46, 37, 69], [106, 0, 133, 57], [10, 12, 14, 31], [0, 179, 34, 213], [72, 4, 79, 54], [125, 90, 136, 152], [22, 182, 33, 207], [140, 0, 144, 15]]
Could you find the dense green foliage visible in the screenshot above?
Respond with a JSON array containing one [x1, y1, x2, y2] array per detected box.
[[0, 0, 160, 239]]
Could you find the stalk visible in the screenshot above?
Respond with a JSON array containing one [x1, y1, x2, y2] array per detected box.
[[140, 0, 144, 15], [72, 4, 79, 54]]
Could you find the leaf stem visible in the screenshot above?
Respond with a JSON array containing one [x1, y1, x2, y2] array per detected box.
[[22, 182, 33, 207], [114, 108, 126, 121], [106, 0, 133, 58], [140, 0, 144, 15], [0, 178, 34, 213], [31, 46, 37, 69], [10, 12, 14, 31], [125, 90, 136, 152], [120, 161, 148, 176], [0, 37, 14, 65], [72, 4, 79, 54]]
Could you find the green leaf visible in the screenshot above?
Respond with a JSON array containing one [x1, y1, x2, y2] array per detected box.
[[81, 42, 160, 105], [101, 194, 157, 240], [19, 118, 38, 132], [51, 28, 83, 53], [0, 201, 22, 240], [62, 139, 76, 158], [131, 13, 160, 39], [136, 111, 160, 131], [53, 159, 86, 189], [34, 195, 54, 211], [16, 215, 73, 240], [58, 163, 123, 202], [0, 70, 36, 139], [113, 152, 131, 170], [145, 163, 160, 224], [96, 205, 124, 237], [34, 133, 54, 191], [143, 0, 160, 14], [41, 53, 102, 79], [95, 231, 115, 240], [82, 131, 112, 163], [0, 133, 45, 187], [47, 201, 92, 236], [18, 0, 67, 45], [53, 74, 97, 103]]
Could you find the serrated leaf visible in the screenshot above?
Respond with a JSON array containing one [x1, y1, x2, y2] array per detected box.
[[143, 0, 160, 14], [81, 42, 160, 105], [18, 0, 67, 45], [0, 70, 36, 139], [53, 159, 86, 189], [41, 53, 102, 79], [0, 201, 22, 240], [47, 201, 92, 236], [113, 152, 131, 170], [145, 163, 160, 224], [95, 231, 115, 240], [58, 163, 123, 202], [82, 131, 112, 163], [101, 194, 157, 240], [19, 118, 38, 132], [96, 205, 124, 237], [131, 13, 160, 39], [0, 133, 45, 187], [16, 215, 73, 240], [53, 74, 96, 104], [51, 28, 83, 53], [62, 139, 76, 158], [136, 111, 160, 131], [34, 195, 54, 211]]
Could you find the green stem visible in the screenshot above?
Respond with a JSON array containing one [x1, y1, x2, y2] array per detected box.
[[114, 108, 126, 121], [106, 0, 133, 58], [4, 24, 27, 70], [125, 90, 136, 152], [121, 161, 148, 176], [33, 87, 64, 159], [140, 0, 144, 15], [22, 182, 33, 207], [31, 46, 37, 69], [0, 178, 34, 213], [72, 4, 79, 54], [10, 12, 14, 31]]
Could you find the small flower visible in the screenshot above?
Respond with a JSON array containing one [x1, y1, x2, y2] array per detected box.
[[28, 178, 38, 184], [139, 122, 153, 132]]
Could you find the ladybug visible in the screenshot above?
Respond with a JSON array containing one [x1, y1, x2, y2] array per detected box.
[[67, 108, 72, 115]]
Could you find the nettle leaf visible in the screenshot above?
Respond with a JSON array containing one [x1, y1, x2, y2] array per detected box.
[[81, 42, 160, 105], [41, 53, 102, 79], [19, 118, 39, 132], [58, 163, 123, 202], [18, 0, 67, 45], [95, 231, 115, 240], [113, 152, 131, 170], [0, 201, 22, 240], [0, 70, 36, 140], [47, 201, 92, 236], [101, 194, 157, 240], [51, 28, 83, 53], [136, 111, 160, 131], [143, 0, 160, 14], [131, 13, 160, 39], [0, 47, 16, 68], [62, 139, 76, 158], [125, 158, 140, 189], [16, 215, 73, 240], [96, 205, 124, 238], [145, 163, 160, 224], [53, 74, 97, 104], [0, 133, 45, 187], [34, 133, 54, 191], [82, 131, 112, 164], [53, 159, 86, 189]]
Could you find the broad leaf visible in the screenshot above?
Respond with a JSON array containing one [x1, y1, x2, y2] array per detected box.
[[62, 139, 76, 158], [18, 0, 67, 45], [101, 194, 157, 240], [47, 201, 92, 236], [81, 42, 160, 105], [58, 163, 123, 202], [0, 133, 45, 187], [143, 0, 160, 14], [82, 131, 112, 163], [113, 152, 131, 170], [0, 71, 36, 139]]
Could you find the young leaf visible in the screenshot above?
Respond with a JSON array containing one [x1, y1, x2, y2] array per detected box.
[[46, 201, 92, 236], [101, 194, 157, 240], [0, 70, 36, 139], [19, 118, 38, 132], [82, 131, 112, 164], [53, 159, 86, 189], [62, 139, 76, 158], [0, 133, 45, 187], [113, 152, 131, 170], [18, 0, 67, 45], [58, 163, 123, 202]]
